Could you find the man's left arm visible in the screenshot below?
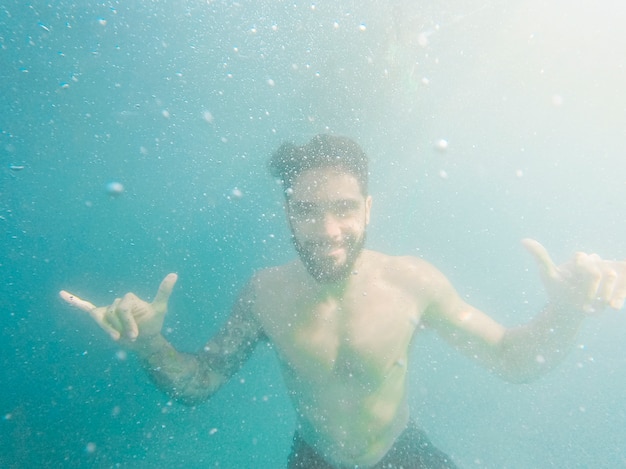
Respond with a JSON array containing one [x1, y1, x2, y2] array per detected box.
[[422, 239, 626, 383]]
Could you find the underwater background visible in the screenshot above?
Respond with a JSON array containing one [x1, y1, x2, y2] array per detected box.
[[1, 1, 625, 467]]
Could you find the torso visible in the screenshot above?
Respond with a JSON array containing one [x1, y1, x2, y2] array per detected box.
[[251, 250, 435, 467]]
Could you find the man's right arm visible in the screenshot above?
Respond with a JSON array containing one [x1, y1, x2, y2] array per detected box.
[[136, 289, 265, 406], [60, 273, 265, 406]]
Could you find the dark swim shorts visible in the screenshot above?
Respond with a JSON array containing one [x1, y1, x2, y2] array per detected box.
[[287, 421, 458, 469]]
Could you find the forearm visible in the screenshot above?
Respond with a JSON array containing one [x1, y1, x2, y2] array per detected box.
[[497, 303, 586, 382], [134, 335, 224, 405]]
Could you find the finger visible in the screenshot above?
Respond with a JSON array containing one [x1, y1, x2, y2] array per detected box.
[[59, 290, 97, 313], [597, 266, 618, 306], [103, 298, 124, 339], [117, 294, 140, 340], [98, 314, 122, 341], [152, 273, 178, 312], [609, 261, 626, 309], [521, 238, 558, 279], [610, 284, 626, 310], [83, 303, 121, 341], [575, 253, 603, 313], [60, 290, 121, 340]]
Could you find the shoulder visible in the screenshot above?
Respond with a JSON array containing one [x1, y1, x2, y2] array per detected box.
[[244, 259, 305, 306], [361, 250, 451, 294], [362, 249, 443, 279], [251, 259, 301, 288]]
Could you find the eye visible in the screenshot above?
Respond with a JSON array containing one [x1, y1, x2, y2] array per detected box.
[[332, 200, 358, 217], [289, 202, 315, 220]]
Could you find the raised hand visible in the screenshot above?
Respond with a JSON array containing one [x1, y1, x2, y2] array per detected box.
[[522, 239, 626, 314], [59, 273, 178, 344]]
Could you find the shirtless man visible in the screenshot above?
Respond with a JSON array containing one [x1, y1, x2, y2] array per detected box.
[[60, 134, 626, 468]]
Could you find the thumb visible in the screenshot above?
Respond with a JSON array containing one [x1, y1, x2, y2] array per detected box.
[[151, 273, 178, 313], [521, 238, 559, 280]]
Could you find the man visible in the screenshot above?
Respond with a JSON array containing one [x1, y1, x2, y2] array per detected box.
[[60, 134, 626, 468]]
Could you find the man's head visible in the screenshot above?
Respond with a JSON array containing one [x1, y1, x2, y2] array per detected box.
[[269, 135, 372, 284]]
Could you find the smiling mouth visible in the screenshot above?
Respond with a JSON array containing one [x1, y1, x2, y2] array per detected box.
[[327, 247, 344, 257], [308, 243, 345, 257]]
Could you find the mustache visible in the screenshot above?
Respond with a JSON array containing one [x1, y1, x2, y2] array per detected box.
[[302, 241, 345, 250]]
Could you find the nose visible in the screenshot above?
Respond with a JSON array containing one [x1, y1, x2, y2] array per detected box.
[[319, 212, 342, 238]]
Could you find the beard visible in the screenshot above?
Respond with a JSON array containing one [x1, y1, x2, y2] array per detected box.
[[292, 232, 366, 284]]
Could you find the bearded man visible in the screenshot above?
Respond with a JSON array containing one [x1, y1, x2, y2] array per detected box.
[[61, 134, 626, 468]]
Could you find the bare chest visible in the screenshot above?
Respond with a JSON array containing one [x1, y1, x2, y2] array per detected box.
[[258, 281, 422, 384]]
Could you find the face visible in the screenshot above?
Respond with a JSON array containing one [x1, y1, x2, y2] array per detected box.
[[286, 167, 372, 284]]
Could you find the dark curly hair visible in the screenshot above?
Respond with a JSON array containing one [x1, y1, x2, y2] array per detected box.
[[268, 134, 369, 196]]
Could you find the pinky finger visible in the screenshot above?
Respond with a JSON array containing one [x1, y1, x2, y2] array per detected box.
[[59, 290, 97, 313]]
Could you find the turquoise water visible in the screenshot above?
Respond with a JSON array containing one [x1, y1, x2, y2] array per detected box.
[[1, 1, 625, 467]]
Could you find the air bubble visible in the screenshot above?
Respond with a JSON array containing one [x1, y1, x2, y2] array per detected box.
[[202, 110, 214, 123], [551, 94, 564, 107], [434, 139, 448, 152]]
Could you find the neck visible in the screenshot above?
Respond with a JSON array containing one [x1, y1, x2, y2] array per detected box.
[[318, 276, 351, 298], [307, 250, 367, 298]]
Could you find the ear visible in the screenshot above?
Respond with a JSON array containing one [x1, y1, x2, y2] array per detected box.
[[364, 195, 373, 225], [284, 199, 296, 231], [284, 199, 291, 220]]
